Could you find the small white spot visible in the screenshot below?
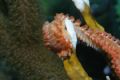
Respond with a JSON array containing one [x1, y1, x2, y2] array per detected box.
[[106, 76, 111, 80]]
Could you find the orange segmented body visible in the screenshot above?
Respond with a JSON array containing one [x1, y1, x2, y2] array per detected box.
[[75, 26, 120, 79], [42, 13, 120, 78], [42, 13, 73, 58]]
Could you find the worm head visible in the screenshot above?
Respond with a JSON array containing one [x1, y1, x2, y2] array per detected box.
[[42, 13, 77, 59]]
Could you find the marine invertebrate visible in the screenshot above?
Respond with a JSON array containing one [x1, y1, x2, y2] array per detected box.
[[42, 13, 92, 80], [75, 25, 120, 79], [43, 13, 120, 79], [62, 13, 120, 79], [43, 13, 76, 58]]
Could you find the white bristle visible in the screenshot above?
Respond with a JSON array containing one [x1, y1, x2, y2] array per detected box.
[[75, 27, 99, 50], [83, 0, 90, 6], [72, 0, 85, 12], [64, 17, 77, 49], [72, 0, 90, 12]]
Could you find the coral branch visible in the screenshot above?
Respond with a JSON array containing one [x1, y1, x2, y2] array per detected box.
[[64, 53, 92, 80]]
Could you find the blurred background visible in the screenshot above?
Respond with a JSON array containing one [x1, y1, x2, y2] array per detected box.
[[0, 0, 120, 80]]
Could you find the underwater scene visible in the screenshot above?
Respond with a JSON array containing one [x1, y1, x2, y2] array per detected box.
[[0, 0, 120, 80]]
